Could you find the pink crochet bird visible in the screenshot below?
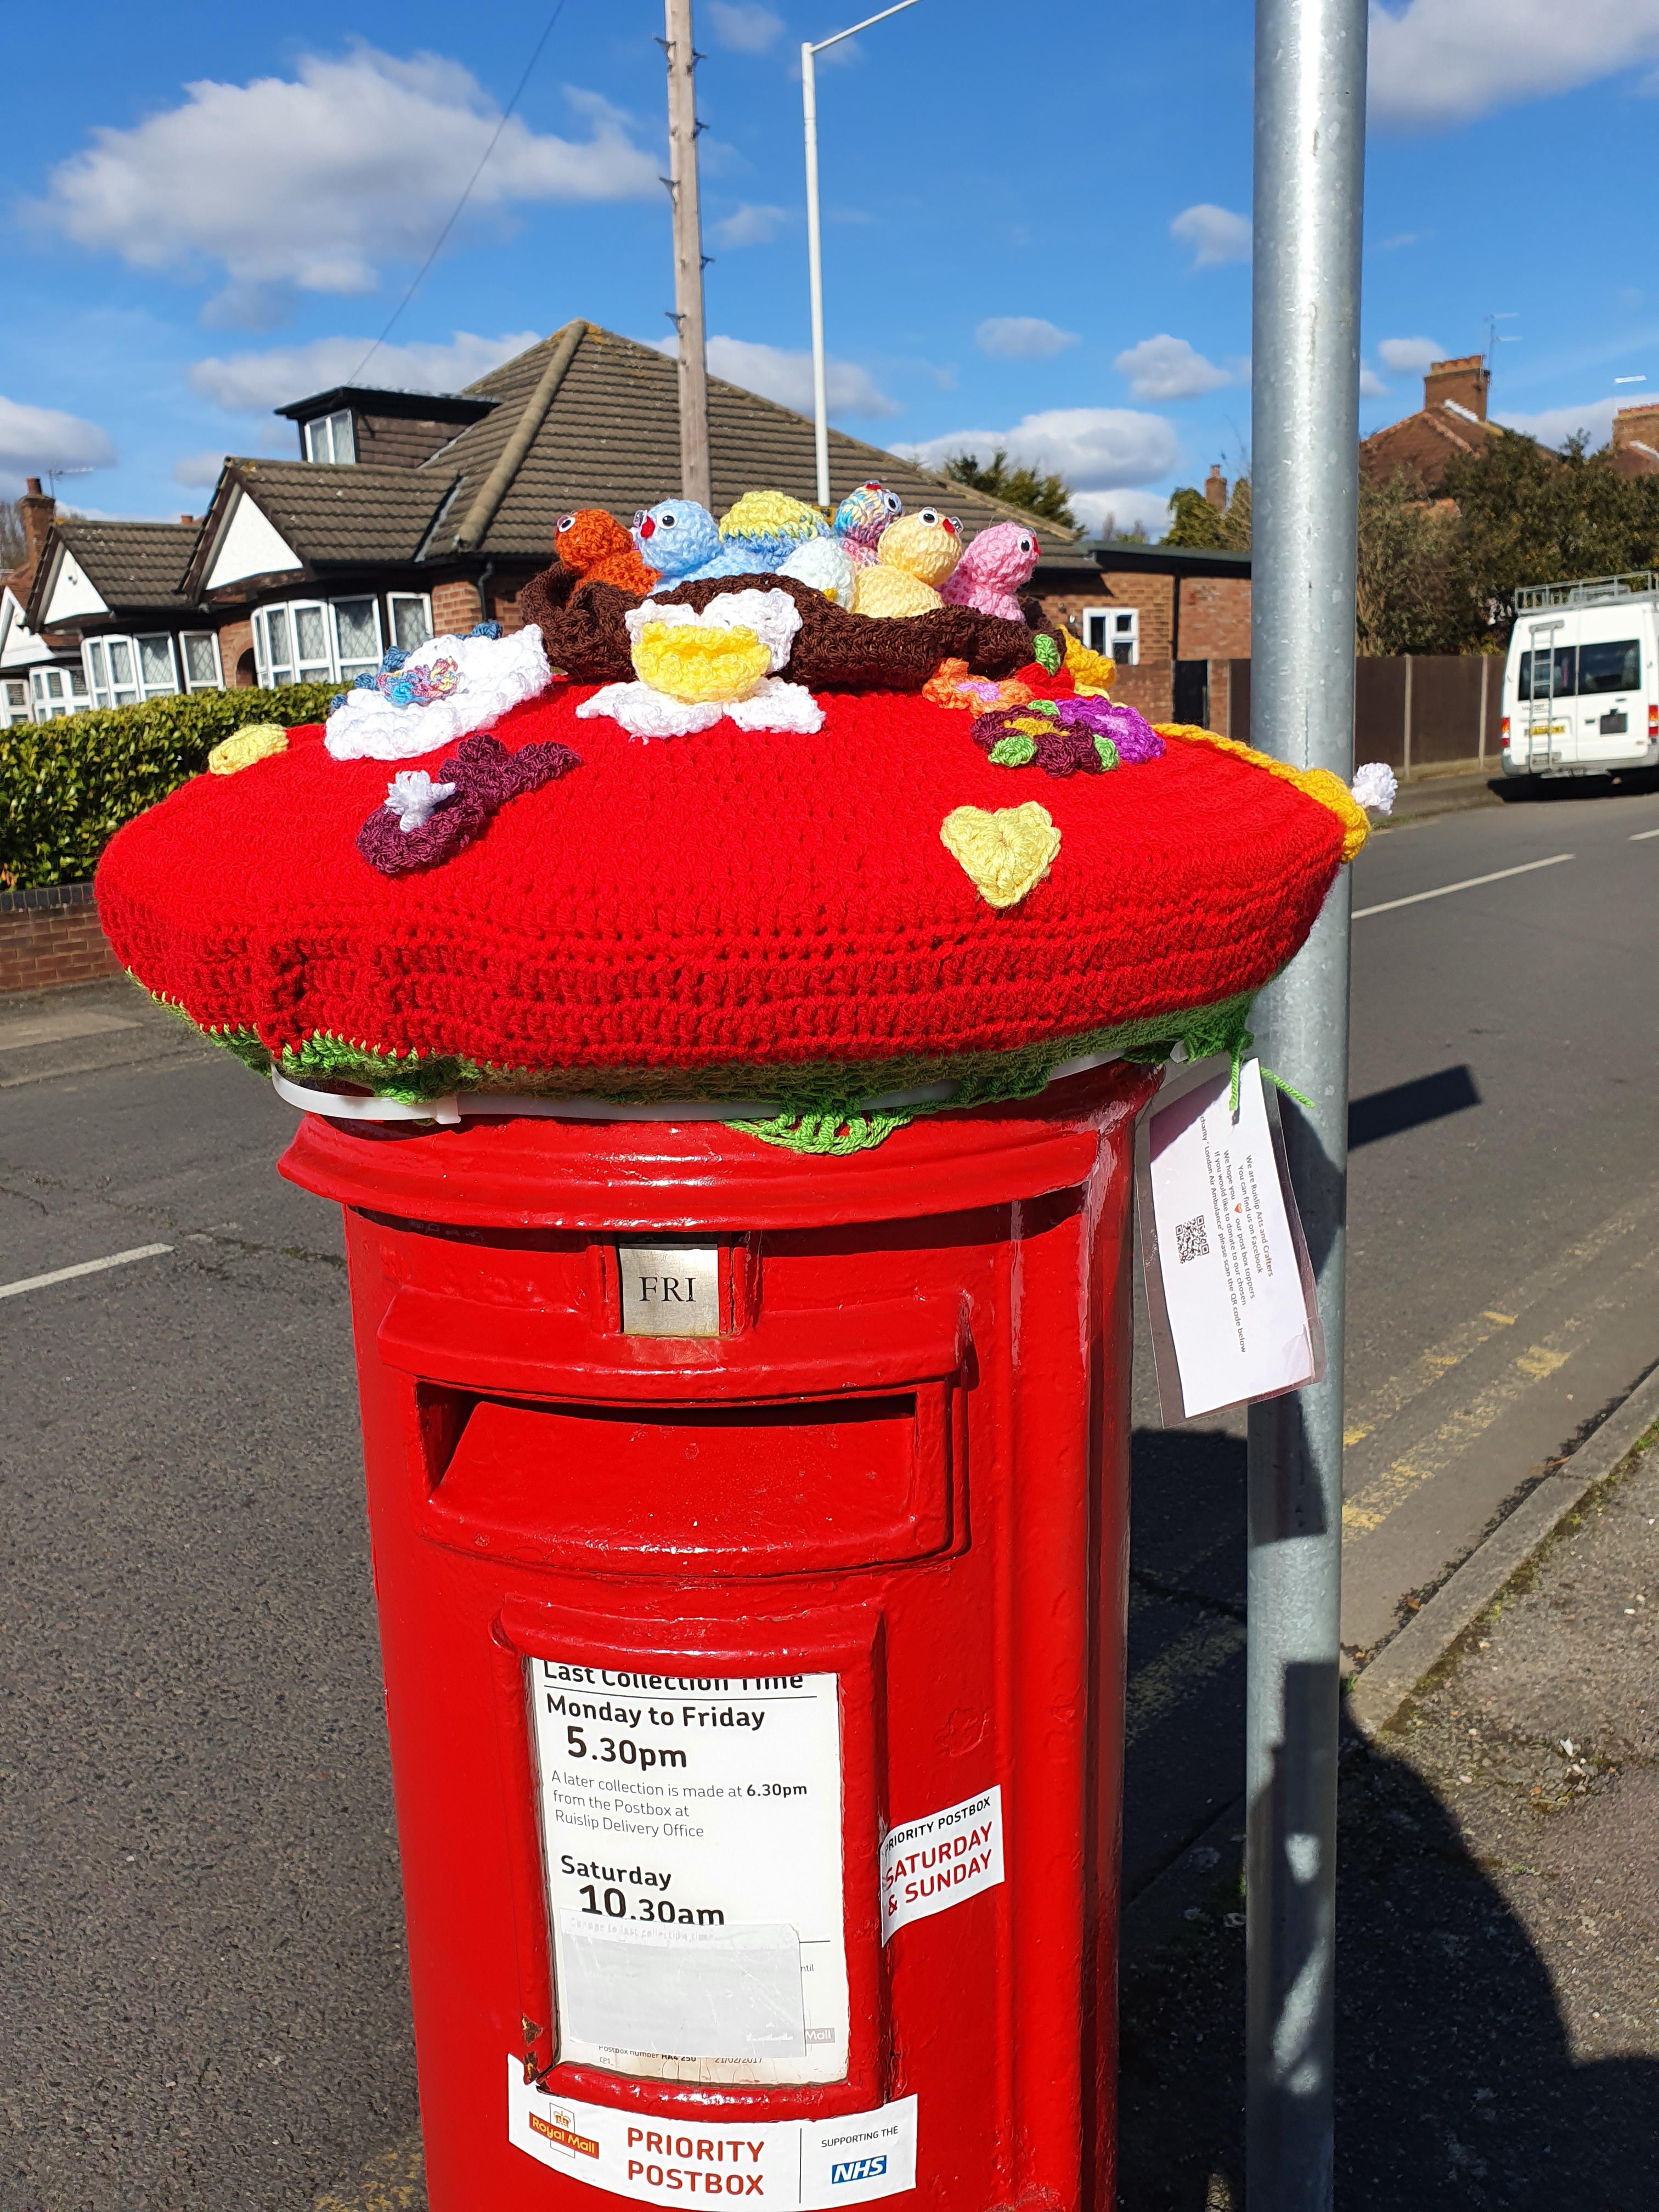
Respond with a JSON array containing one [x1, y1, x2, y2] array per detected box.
[[939, 521, 1042, 623]]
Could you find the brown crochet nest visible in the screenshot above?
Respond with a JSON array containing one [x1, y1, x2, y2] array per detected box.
[[518, 563, 1056, 690]]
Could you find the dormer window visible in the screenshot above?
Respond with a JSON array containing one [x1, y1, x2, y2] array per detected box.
[[303, 409, 356, 465]]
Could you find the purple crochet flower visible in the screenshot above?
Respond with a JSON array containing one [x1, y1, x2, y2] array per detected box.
[[357, 732, 581, 876], [1051, 693, 1165, 763]]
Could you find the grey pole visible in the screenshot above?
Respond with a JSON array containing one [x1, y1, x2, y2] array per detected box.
[[1246, 0, 1367, 2203]]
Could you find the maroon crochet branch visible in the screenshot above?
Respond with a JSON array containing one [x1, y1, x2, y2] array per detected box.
[[357, 733, 583, 877]]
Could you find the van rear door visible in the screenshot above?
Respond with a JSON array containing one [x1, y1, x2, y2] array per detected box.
[[1575, 632, 1643, 767], [1519, 620, 1574, 767]]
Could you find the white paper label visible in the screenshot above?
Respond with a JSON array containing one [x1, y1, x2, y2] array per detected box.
[[1147, 1059, 1318, 1420], [879, 1786, 1003, 1942], [507, 2062, 917, 2207], [531, 1659, 849, 2084]]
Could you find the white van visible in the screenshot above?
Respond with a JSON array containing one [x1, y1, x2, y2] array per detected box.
[[1500, 572, 1659, 778]]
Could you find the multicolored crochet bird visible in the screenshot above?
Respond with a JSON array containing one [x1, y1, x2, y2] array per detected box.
[[833, 482, 904, 567], [850, 507, 964, 618], [554, 509, 659, 595], [633, 500, 759, 591], [718, 489, 827, 569], [939, 521, 1041, 624]]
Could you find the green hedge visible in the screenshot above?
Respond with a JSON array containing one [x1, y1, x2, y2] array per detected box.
[[0, 684, 337, 890]]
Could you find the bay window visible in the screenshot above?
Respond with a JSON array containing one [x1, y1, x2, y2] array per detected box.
[[84, 634, 178, 709], [252, 597, 385, 688]]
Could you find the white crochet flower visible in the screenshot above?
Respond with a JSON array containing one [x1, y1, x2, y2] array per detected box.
[[1352, 761, 1397, 814], [385, 769, 456, 832]]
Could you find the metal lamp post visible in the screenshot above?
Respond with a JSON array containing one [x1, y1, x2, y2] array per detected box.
[[1246, 0, 1368, 2203], [801, 0, 922, 510]]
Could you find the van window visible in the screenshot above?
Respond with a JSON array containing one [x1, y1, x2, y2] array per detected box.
[[1517, 646, 1576, 699], [1576, 639, 1639, 694]]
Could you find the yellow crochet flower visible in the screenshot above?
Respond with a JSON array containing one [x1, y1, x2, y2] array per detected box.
[[207, 723, 289, 776], [631, 620, 772, 704], [1063, 631, 1118, 696]]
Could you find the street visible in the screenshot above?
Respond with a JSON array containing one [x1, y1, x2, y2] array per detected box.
[[3, 774, 1658, 2209]]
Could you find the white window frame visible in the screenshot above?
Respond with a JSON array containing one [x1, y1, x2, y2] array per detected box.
[[387, 591, 435, 653], [179, 630, 224, 693], [330, 594, 383, 684], [3, 676, 32, 728], [303, 409, 356, 465], [252, 596, 384, 689], [82, 633, 178, 709], [31, 663, 88, 721], [1081, 605, 1139, 666]]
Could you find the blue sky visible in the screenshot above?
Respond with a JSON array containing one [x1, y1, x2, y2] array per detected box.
[[5, 0, 1659, 532]]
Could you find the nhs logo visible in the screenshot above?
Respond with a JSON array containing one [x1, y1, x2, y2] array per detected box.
[[831, 2157, 888, 2185]]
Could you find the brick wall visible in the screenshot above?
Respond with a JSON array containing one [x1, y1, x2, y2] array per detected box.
[[1110, 661, 1174, 724], [1, 884, 120, 996], [430, 577, 486, 634], [1179, 576, 1250, 659], [218, 617, 255, 687]]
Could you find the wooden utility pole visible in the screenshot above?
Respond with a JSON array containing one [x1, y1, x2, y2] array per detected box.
[[663, 0, 711, 507]]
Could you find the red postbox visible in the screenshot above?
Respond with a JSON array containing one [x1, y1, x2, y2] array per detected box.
[[281, 1060, 1155, 2212]]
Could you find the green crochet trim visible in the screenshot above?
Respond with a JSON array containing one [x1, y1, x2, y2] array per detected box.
[[140, 980, 1262, 1154]]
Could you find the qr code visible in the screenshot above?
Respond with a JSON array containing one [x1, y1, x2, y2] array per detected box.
[[1174, 1215, 1210, 1263]]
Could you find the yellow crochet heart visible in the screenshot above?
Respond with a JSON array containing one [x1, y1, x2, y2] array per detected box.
[[939, 802, 1061, 909], [632, 621, 771, 704]]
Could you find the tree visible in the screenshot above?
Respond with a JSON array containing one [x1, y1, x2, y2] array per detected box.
[[1443, 431, 1659, 642], [1355, 467, 1462, 655], [0, 498, 27, 577], [942, 449, 1076, 529], [1164, 478, 1251, 549]]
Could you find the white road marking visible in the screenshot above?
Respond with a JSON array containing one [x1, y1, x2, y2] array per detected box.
[[1353, 853, 1575, 920], [1632, 826, 1659, 842], [0, 1244, 172, 1301], [0, 1010, 137, 1052]]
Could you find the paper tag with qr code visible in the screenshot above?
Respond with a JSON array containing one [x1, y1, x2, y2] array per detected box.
[[1137, 1058, 1323, 1423]]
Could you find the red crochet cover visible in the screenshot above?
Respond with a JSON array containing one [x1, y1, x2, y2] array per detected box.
[[94, 684, 1343, 1084]]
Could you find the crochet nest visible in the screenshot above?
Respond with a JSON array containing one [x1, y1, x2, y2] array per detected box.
[[95, 565, 1365, 1148]]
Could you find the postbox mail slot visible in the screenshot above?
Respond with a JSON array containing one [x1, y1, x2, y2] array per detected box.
[[421, 1389, 952, 1574]]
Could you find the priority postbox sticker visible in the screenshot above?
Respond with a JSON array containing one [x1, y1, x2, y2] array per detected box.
[[879, 1785, 1003, 1942], [507, 2062, 918, 2208]]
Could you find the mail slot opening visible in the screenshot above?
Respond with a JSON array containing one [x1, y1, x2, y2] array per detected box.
[[420, 1389, 953, 1574]]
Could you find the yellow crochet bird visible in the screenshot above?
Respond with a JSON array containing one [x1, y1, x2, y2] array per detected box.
[[851, 507, 964, 618]]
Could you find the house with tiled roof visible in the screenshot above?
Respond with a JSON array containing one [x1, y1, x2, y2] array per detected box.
[[1358, 354, 1504, 493], [20, 319, 1250, 728]]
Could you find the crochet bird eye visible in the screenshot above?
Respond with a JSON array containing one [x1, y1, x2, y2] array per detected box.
[[1019, 536, 1033, 552], [659, 509, 678, 529], [883, 492, 901, 512], [557, 514, 575, 532], [919, 508, 940, 525], [632, 510, 648, 527]]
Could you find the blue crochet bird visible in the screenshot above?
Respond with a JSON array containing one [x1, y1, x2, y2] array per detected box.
[[632, 500, 756, 591]]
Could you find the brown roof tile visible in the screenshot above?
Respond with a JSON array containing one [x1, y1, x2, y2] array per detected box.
[[224, 459, 461, 567], [55, 520, 200, 612]]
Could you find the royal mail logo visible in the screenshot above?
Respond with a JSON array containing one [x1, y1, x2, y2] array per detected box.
[[830, 2156, 888, 2185], [530, 2110, 601, 2158]]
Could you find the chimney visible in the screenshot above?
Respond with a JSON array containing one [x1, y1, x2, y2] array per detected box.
[[16, 477, 57, 586], [1203, 464, 1228, 512], [1423, 354, 1489, 422], [1611, 402, 1659, 477], [178, 513, 196, 526]]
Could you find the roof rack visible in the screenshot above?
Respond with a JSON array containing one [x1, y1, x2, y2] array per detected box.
[[1513, 571, 1658, 611]]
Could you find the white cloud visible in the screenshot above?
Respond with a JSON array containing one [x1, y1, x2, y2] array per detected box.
[[713, 203, 789, 249], [1369, 0, 1659, 128], [974, 317, 1079, 361], [708, 2, 785, 52], [173, 450, 229, 488], [1377, 335, 1445, 374], [1070, 487, 1175, 539], [1359, 365, 1390, 398], [0, 395, 115, 494], [1114, 334, 1232, 402], [647, 335, 899, 420], [1498, 398, 1616, 449], [895, 408, 1181, 493], [1171, 204, 1251, 268], [189, 329, 542, 413], [31, 49, 659, 303]]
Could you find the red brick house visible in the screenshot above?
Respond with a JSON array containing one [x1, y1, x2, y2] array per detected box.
[[1358, 354, 1503, 492]]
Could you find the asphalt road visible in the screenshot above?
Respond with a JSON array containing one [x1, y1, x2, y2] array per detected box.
[[2, 771, 1657, 2209]]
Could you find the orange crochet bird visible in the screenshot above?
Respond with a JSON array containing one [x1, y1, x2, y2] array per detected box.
[[552, 509, 659, 594]]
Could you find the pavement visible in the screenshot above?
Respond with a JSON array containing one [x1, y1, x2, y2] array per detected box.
[[1, 767, 1656, 2208], [1116, 1400, 1659, 2212]]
